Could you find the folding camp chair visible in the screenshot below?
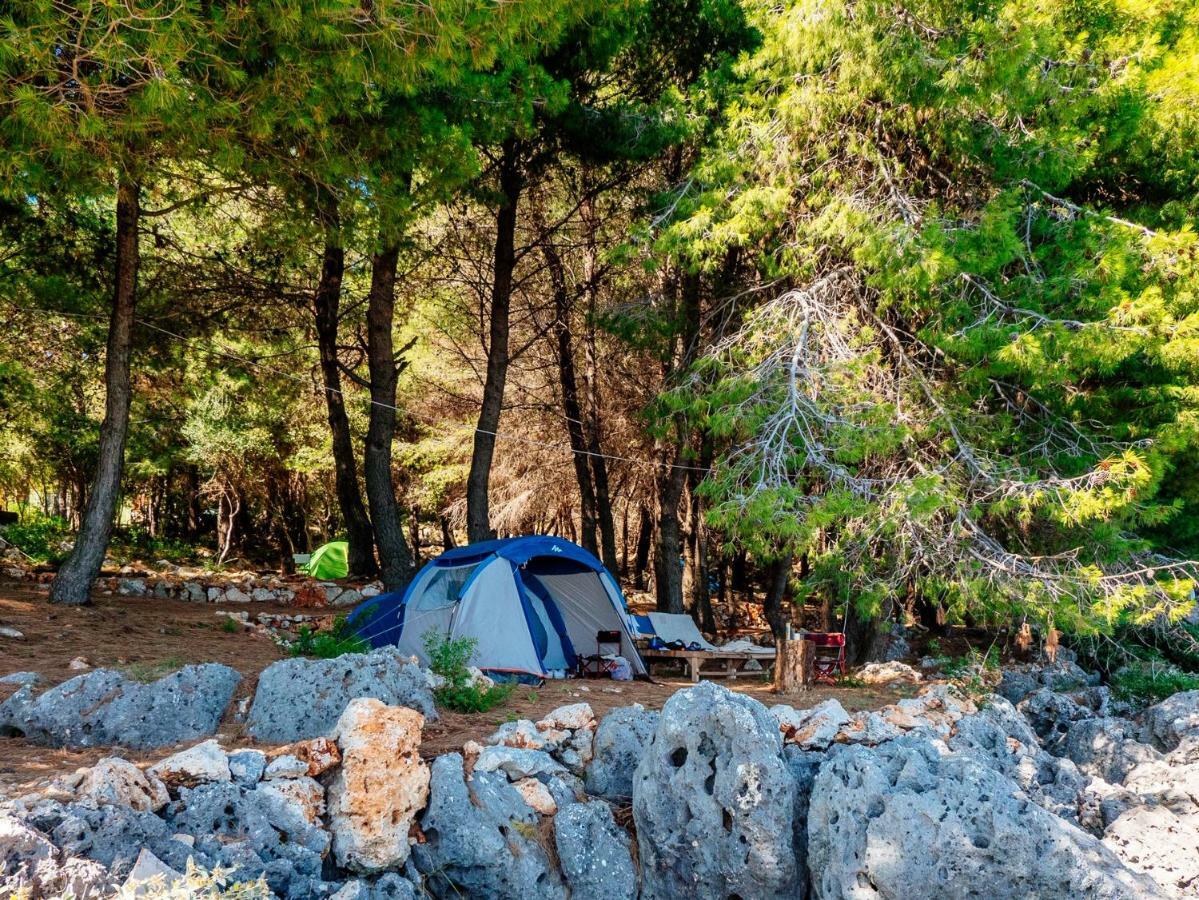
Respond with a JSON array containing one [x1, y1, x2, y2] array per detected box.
[[804, 632, 846, 682], [577, 630, 623, 678]]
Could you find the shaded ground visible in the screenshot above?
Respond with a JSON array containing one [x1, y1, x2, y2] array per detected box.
[[0, 579, 921, 793]]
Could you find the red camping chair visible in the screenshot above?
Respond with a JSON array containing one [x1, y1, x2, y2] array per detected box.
[[804, 632, 846, 683]]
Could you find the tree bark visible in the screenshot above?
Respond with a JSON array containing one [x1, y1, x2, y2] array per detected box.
[[844, 597, 894, 665], [50, 178, 140, 605], [632, 503, 653, 591], [363, 242, 417, 592], [763, 554, 793, 641], [688, 451, 716, 635], [312, 202, 376, 578], [466, 140, 522, 543], [542, 238, 600, 557], [774, 636, 813, 694]]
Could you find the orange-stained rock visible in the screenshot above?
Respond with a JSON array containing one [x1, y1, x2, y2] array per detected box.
[[326, 698, 430, 873], [513, 777, 558, 816], [274, 736, 341, 777]]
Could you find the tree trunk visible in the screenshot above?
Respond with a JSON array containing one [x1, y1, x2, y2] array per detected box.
[[542, 238, 599, 557], [632, 503, 652, 590], [439, 514, 455, 552], [688, 452, 716, 635], [466, 140, 522, 543], [312, 202, 376, 578], [844, 597, 894, 665], [763, 554, 792, 641], [774, 636, 813, 694], [363, 242, 416, 592], [50, 178, 140, 605]]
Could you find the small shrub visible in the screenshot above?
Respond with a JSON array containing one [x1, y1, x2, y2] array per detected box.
[[934, 646, 1000, 698], [0, 513, 71, 563], [111, 859, 273, 898], [289, 617, 367, 659], [220, 617, 241, 633], [124, 656, 185, 683], [422, 630, 513, 713], [1112, 664, 1199, 704]]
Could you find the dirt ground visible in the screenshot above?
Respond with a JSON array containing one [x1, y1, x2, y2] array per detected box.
[[0, 579, 920, 793]]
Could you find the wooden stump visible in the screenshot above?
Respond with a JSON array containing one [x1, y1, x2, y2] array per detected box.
[[773, 637, 813, 694]]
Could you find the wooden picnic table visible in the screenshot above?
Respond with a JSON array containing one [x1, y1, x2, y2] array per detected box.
[[639, 647, 776, 683]]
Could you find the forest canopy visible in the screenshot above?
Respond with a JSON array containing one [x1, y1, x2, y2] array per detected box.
[[1, 0, 1198, 662]]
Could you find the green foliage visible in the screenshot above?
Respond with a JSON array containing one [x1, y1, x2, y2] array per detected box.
[[1112, 664, 1199, 705], [289, 617, 368, 659], [220, 617, 242, 634], [0, 513, 71, 564], [422, 630, 514, 713], [110, 858, 273, 899]]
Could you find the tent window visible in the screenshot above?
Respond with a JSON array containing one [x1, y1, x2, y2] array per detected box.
[[411, 563, 477, 612]]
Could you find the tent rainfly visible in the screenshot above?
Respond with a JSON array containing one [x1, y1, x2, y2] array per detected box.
[[346, 536, 647, 679]]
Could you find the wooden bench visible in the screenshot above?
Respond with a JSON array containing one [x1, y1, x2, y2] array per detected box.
[[639, 647, 776, 683]]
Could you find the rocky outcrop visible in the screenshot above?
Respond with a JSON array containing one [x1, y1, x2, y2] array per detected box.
[[1141, 689, 1199, 752], [413, 753, 566, 899], [585, 705, 659, 800], [1, 814, 113, 899], [808, 735, 1164, 899], [326, 698, 430, 873], [246, 648, 435, 743], [1059, 716, 1163, 784], [553, 801, 636, 900], [0, 664, 240, 750], [74, 758, 169, 813], [633, 680, 799, 900]]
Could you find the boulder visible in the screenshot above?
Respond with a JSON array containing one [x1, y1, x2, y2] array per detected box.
[[0, 665, 240, 750], [553, 801, 637, 900], [584, 705, 659, 801], [513, 777, 557, 815], [247, 648, 436, 743], [1, 815, 113, 900], [1102, 804, 1199, 897], [1018, 687, 1095, 748], [265, 754, 311, 780], [413, 753, 565, 899], [327, 698, 430, 873], [149, 739, 231, 789], [257, 777, 326, 826], [229, 749, 268, 785], [857, 661, 922, 684], [537, 702, 594, 731], [274, 736, 341, 777], [633, 682, 798, 900], [76, 758, 169, 813], [807, 735, 1164, 899], [1141, 690, 1199, 752], [0, 672, 38, 687], [488, 719, 557, 751], [948, 697, 1088, 822], [1060, 717, 1163, 784], [772, 698, 850, 750], [474, 746, 566, 781], [52, 802, 203, 878]]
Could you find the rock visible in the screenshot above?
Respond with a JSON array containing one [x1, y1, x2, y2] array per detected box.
[[537, 702, 594, 731], [257, 776, 325, 826], [772, 698, 850, 750], [0, 626, 23, 639], [475, 746, 567, 780], [265, 754, 310, 780], [584, 705, 658, 801], [413, 753, 565, 899], [883, 624, 910, 662], [229, 748, 268, 785], [1141, 690, 1199, 752], [807, 735, 1164, 899], [53, 802, 202, 878], [998, 669, 1041, 704], [1103, 804, 1199, 897], [117, 578, 146, 596], [1078, 778, 1141, 834], [247, 647, 436, 743], [224, 586, 252, 603], [553, 801, 637, 900], [1, 814, 114, 900], [488, 719, 553, 750], [68, 656, 90, 671], [327, 698, 430, 873], [76, 758, 170, 813], [1060, 716, 1163, 784], [182, 582, 205, 602], [857, 660, 922, 684], [149, 739, 231, 789], [0, 671, 37, 686], [274, 736, 342, 777], [1018, 687, 1095, 747], [835, 710, 905, 745], [333, 588, 363, 607], [948, 696, 1088, 822], [633, 682, 798, 899], [0, 664, 240, 750], [251, 587, 275, 603], [122, 847, 184, 896], [513, 777, 557, 815], [1, 812, 56, 868]]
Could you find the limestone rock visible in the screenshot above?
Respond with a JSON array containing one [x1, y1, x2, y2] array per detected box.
[[149, 739, 231, 789], [247, 648, 436, 743], [1060, 716, 1163, 784], [1141, 690, 1199, 752], [265, 754, 311, 780], [489, 719, 555, 750], [1103, 804, 1199, 897], [633, 681, 798, 899], [537, 702, 594, 731], [772, 698, 850, 750], [273, 737, 341, 777], [807, 735, 1164, 899], [584, 705, 659, 801], [474, 746, 567, 780], [121, 847, 184, 896], [257, 776, 326, 826], [327, 698, 430, 873], [413, 753, 565, 899], [553, 801, 636, 900], [513, 777, 557, 815], [76, 758, 170, 813], [857, 661, 922, 684], [228, 748, 268, 785], [0, 664, 240, 750], [1018, 688, 1095, 747]]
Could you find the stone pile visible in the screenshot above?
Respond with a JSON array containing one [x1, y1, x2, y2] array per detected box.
[[3, 652, 1199, 898]]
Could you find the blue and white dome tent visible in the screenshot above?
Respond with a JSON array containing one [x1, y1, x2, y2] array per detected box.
[[346, 536, 648, 679]]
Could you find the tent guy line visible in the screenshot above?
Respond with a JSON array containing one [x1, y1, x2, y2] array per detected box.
[[11, 303, 713, 475]]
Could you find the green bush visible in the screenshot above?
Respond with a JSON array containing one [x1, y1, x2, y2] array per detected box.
[[0, 513, 71, 563], [289, 617, 368, 659], [422, 630, 513, 713], [110, 859, 273, 898], [1112, 664, 1199, 704]]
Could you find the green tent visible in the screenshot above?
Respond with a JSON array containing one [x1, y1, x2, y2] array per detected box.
[[303, 541, 349, 580]]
